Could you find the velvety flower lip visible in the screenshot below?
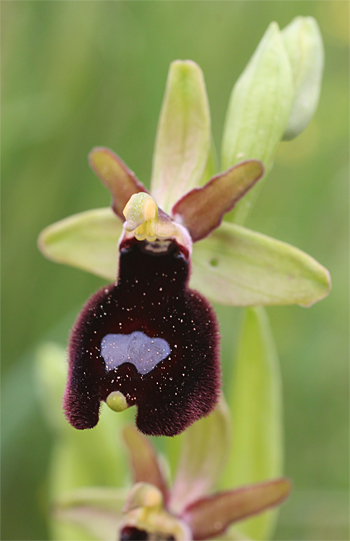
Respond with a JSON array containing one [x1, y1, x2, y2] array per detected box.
[[65, 230, 221, 436]]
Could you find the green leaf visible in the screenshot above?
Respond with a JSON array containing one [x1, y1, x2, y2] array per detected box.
[[38, 207, 121, 281], [282, 17, 324, 140], [221, 22, 294, 224], [182, 478, 291, 541], [221, 307, 283, 540], [190, 221, 331, 307], [170, 395, 231, 514], [172, 160, 263, 242], [151, 60, 211, 214], [89, 147, 148, 219]]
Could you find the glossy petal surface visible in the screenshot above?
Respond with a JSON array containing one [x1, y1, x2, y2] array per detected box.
[[65, 238, 220, 436], [123, 425, 168, 503], [282, 17, 324, 140], [223, 308, 283, 539], [151, 61, 211, 214], [170, 395, 231, 514], [172, 161, 263, 241], [89, 148, 148, 219], [38, 208, 121, 280], [191, 222, 331, 307], [182, 479, 291, 541]]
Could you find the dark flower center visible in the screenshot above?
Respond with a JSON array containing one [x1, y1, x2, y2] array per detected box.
[[120, 526, 175, 541]]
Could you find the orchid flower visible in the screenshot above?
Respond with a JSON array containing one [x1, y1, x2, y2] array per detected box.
[[53, 404, 291, 541], [38, 18, 330, 438]]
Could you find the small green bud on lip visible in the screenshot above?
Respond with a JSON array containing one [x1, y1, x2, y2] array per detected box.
[[106, 391, 129, 412]]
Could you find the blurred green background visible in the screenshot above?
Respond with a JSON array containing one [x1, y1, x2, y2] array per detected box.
[[2, 1, 349, 540]]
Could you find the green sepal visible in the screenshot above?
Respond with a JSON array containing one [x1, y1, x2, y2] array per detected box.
[[151, 60, 211, 214], [221, 307, 283, 540], [282, 17, 324, 140], [190, 221, 331, 307], [38, 208, 121, 281], [53, 487, 126, 541]]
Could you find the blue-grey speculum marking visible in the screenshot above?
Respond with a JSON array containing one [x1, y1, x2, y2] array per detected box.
[[101, 331, 171, 375]]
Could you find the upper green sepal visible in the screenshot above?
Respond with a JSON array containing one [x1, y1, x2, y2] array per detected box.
[[282, 17, 324, 140], [151, 60, 211, 214]]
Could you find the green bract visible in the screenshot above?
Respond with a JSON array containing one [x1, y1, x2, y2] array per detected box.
[[282, 17, 324, 141], [222, 22, 294, 173]]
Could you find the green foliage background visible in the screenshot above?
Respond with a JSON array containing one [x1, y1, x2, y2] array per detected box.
[[2, 2, 349, 540]]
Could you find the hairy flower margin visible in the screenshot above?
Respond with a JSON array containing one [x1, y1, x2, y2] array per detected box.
[[53, 405, 291, 541], [38, 16, 330, 439]]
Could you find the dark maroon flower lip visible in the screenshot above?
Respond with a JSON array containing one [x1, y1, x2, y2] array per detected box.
[[120, 525, 175, 541], [64, 236, 221, 436]]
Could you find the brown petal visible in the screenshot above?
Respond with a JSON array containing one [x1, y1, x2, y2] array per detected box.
[[89, 147, 148, 220], [181, 478, 291, 540], [123, 425, 169, 504], [170, 396, 231, 514], [172, 160, 263, 242]]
